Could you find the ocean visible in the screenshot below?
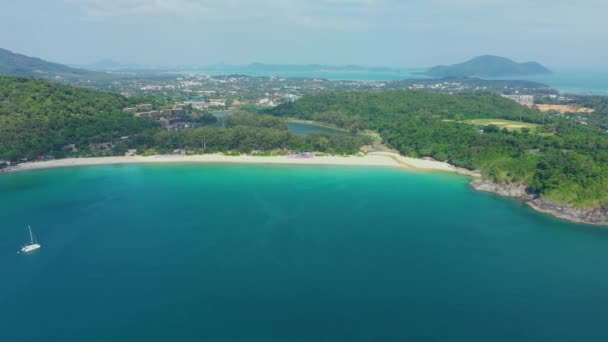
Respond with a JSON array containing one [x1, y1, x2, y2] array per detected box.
[[193, 67, 425, 81], [484, 68, 608, 95], [2, 165, 608, 341], [196, 67, 608, 95]]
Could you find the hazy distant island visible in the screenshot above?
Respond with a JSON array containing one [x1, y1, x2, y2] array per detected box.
[[421, 55, 552, 78]]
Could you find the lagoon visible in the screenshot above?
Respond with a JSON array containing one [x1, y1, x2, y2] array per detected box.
[[287, 121, 346, 136], [2, 165, 608, 341]]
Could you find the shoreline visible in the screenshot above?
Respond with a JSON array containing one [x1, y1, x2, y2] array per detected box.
[[6, 153, 603, 226], [470, 179, 608, 227], [1, 152, 481, 176]]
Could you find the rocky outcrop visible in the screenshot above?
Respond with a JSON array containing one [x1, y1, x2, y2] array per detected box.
[[469, 179, 608, 226], [528, 199, 608, 226], [469, 179, 534, 200]]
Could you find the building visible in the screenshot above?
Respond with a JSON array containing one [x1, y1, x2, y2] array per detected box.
[[62, 144, 77, 152], [501, 95, 534, 105], [282, 94, 300, 103], [122, 107, 137, 113], [159, 117, 182, 128], [135, 110, 161, 118], [136, 103, 153, 111], [186, 101, 208, 110], [91, 142, 112, 149], [209, 99, 226, 107]]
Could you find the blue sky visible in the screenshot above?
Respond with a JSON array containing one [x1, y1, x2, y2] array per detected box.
[[0, 0, 606, 67]]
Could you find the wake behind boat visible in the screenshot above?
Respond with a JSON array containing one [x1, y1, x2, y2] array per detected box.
[[20, 225, 41, 253]]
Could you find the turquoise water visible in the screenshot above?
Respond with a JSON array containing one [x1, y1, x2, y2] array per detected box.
[[2, 165, 608, 342], [287, 122, 346, 136]]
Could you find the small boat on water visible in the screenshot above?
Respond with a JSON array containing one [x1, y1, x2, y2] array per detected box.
[[20, 225, 41, 253]]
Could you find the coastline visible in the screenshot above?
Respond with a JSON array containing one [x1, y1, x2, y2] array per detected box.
[[6, 152, 604, 226], [1, 152, 480, 176], [470, 179, 608, 227]]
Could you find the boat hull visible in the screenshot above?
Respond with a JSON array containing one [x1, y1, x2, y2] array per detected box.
[[21, 244, 41, 253]]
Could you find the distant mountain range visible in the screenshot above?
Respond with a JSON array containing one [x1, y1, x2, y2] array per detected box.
[[0, 48, 552, 83], [422, 55, 552, 77], [0, 48, 107, 80]]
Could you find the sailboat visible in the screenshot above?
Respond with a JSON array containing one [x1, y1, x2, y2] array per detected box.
[[21, 225, 41, 253]]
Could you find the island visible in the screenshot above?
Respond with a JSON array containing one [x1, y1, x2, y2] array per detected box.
[[421, 55, 552, 78]]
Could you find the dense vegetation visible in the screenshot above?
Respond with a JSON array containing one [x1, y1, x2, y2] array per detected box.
[[0, 77, 158, 160], [131, 114, 369, 155], [0, 77, 368, 161], [269, 91, 608, 208], [270, 91, 544, 130]]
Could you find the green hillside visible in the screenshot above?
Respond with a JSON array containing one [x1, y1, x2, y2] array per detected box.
[[0, 77, 156, 159], [270, 91, 544, 130]]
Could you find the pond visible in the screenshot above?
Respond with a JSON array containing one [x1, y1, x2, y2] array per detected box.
[[210, 112, 348, 136], [287, 121, 349, 136]]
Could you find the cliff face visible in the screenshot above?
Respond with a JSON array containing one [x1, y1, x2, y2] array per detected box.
[[469, 179, 608, 226], [469, 179, 533, 200], [528, 199, 608, 226]]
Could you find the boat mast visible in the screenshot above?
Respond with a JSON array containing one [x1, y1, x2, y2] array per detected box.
[[28, 225, 34, 244]]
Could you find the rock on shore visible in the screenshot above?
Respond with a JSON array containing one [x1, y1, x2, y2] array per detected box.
[[470, 179, 608, 226], [528, 199, 608, 226], [469, 179, 533, 200]]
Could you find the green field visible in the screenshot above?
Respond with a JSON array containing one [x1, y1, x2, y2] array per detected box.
[[463, 119, 539, 132]]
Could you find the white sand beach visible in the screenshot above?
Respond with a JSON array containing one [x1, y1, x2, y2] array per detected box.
[[2, 152, 481, 177]]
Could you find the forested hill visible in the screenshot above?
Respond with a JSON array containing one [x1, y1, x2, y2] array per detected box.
[[269, 91, 608, 209], [0, 48, 106, 80], [0, 77, 156, 159], [270, 91, 544, 130]]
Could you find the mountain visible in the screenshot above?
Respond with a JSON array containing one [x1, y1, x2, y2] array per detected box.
[[0, 48, 106, 80], [422, 55, 552, 77]]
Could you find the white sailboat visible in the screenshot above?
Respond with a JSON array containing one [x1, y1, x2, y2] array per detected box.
[[21, 225, 41, 253]]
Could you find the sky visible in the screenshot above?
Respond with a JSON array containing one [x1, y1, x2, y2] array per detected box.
[[0, 0, 606, 68]]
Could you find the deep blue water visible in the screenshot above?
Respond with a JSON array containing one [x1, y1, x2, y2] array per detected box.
[[2, 165, 608, 342]]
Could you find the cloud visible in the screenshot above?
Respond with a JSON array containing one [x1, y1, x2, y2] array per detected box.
[[65, 0, 388, 30]]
